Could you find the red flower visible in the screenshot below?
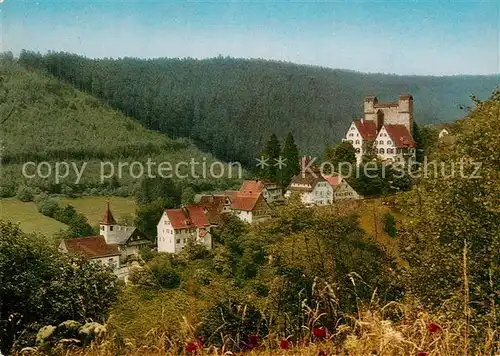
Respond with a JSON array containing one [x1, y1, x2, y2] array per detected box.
[[313, 327, 327, 338], [246, 334, 261, 350], [417, 352, 428, 356], [280, 339, 290, 350], [426, 322, 441, 333], [186, 339, 203, 353]]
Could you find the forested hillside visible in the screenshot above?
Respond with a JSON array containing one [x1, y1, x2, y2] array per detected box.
[[19, 51, 499, 165], [0, 56, 237, 197]]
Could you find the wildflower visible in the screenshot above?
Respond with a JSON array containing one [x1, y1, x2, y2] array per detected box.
[[313, 327, 327, 338], [426, 322, 441, 333], [246, 334, 261, 350], [417, 352, 428, 356], [279, 339, 290, 350], [318, 351, 327, 356], [186, 338, 203, 354]]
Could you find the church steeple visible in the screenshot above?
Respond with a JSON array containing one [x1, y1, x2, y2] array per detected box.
[[100, 201, 117, 225], [100, 202, 118, 244]]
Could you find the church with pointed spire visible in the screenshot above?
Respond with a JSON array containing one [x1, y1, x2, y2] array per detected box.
[[59, 202, 150, 279]]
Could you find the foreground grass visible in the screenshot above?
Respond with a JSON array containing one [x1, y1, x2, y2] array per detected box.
[[0, 199, 67, 235]]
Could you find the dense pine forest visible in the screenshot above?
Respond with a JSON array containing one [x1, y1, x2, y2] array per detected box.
[[18, 50, 499, 165], [0, 55, 239, 197]]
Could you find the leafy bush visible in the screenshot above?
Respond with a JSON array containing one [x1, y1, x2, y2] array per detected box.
[[15, 185, 34, 202], [382, 212, 397, 238], [37, 197, 60, 218], [198, 299, 268, 349], [130, 254, 181, 289], [0, 185, 16, 198], [0, 221, 120, 354]]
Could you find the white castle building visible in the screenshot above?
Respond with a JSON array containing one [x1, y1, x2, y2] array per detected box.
[[344, 94, 416, 164]]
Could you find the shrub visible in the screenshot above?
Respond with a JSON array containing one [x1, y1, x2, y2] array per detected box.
[[0, 221, 119, 354], [382, 212, 397, 238], [16, 185, 34, 202], [0, 185, 15, 198], [198, 299, 268, 348], [37, 198, 60, 218]]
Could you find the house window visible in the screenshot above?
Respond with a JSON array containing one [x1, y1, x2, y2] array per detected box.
[[355, 140, 360, 144], [101, 226, 105, 231], [379, 148, 385, 154], [108, 258, 116, 268], [356, 148, 361, 153], [387, 148, 393, 154], [349, 133, 354, 137], [176, 239, 180, 244], [379, 140, 384, 145], [110, 226, 113, 231]]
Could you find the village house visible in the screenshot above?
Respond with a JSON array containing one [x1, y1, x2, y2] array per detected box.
[[438, 127, 450, 138], [59, 236, 121, 270], [323, 175, 363, 200], [285, 169, 333, 206], [59, 203, 149, 278], [229, 191, 272, 224], [239, 179, 284, 205], [197, 194, 232, 225], [156, 205, 212, 254], [344, 94, 416, 164]]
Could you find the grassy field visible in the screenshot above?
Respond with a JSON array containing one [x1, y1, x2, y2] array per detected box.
[[56, 196, 136, 226], [0, 196, 136, 236], [0, 199, 67, 236]]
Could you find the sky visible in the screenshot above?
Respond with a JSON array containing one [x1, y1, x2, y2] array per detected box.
[[0, 0, 499, 75]]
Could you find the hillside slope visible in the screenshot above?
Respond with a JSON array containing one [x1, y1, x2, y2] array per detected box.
[[0, 59, 239, 196], [19, 51, 499, 165]]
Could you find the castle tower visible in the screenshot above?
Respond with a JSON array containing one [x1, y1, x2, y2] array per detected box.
[[100, 202, 119, 244], [397, 94, 414, 133], [363, 96, 378, 122]]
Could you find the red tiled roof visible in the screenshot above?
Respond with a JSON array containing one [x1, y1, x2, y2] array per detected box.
[[323, 175, 341, 189], [384, 124, 416, 148], [100, 202, 117, 225], [224, 190, 239, 200], [240, 180, 265, 194], [199, 195, 226, 211], [165, 205, 209, 229], [62, 236, 120, 259], [353, 120, 377, 141], [230, 192, 264, 211]]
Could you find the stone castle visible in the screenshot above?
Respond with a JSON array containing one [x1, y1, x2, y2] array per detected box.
[[363, 94, 413, 134]]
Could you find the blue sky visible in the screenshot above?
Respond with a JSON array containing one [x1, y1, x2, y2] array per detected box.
[[1, 0, 499, 75]]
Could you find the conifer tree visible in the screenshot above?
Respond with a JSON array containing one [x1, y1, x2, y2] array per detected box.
[[282, 132, 300, 187], [261, 134, 281, 181]]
